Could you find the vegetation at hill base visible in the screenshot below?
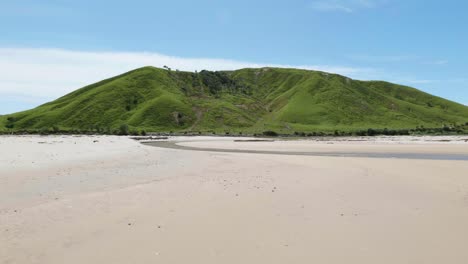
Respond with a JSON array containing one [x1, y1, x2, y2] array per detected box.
[[1, 66, 467, 136]]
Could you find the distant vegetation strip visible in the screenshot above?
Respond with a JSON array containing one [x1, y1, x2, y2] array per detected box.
[[1, 123, 467, 137]]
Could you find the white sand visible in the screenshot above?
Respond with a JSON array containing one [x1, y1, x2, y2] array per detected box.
[[1, 136, 468, 263]]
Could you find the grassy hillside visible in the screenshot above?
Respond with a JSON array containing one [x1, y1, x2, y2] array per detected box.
[[2, 66, 468, 135]]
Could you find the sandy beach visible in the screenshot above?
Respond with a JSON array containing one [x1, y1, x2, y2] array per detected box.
[[1, 135, 468, 263]]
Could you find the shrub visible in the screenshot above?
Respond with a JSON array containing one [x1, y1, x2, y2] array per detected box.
[[367, 128, 377, 136], [262, 130, 278, 137], [399, 129, 410, 135], [39, 127, 50, 135], [355, 130, 367, 136], [119, 124, 129, 135], [197, 70, 251, 95], [294, 131, 306, 137]]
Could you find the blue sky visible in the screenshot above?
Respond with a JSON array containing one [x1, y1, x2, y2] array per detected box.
[[0, 0, 467, 114]]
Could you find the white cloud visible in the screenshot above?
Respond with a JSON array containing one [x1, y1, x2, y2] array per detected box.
[[309, 0, 382, 13], [0, 47, 373, 102]]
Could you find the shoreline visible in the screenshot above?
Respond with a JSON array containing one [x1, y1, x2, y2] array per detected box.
[[142, 140, 468, 160]]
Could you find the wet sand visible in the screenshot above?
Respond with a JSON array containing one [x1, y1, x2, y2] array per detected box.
[[144, 138, 468, 160], [1, 136, 468, 263]]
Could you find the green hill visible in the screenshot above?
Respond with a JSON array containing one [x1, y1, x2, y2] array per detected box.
[[2, 66, 468, 135]]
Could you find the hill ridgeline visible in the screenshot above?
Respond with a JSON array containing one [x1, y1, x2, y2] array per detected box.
[[2, 66, 468, 135]]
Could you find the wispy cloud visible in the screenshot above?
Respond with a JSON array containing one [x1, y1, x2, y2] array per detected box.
[[349, 54, 415, 62], [309, 0, 383, 13], [403, 79, 439, 84], [426, 60, 449, 66], [0, 47, 374, 114], [350, 54, 450, 67], [391, 77, 468, 87]]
